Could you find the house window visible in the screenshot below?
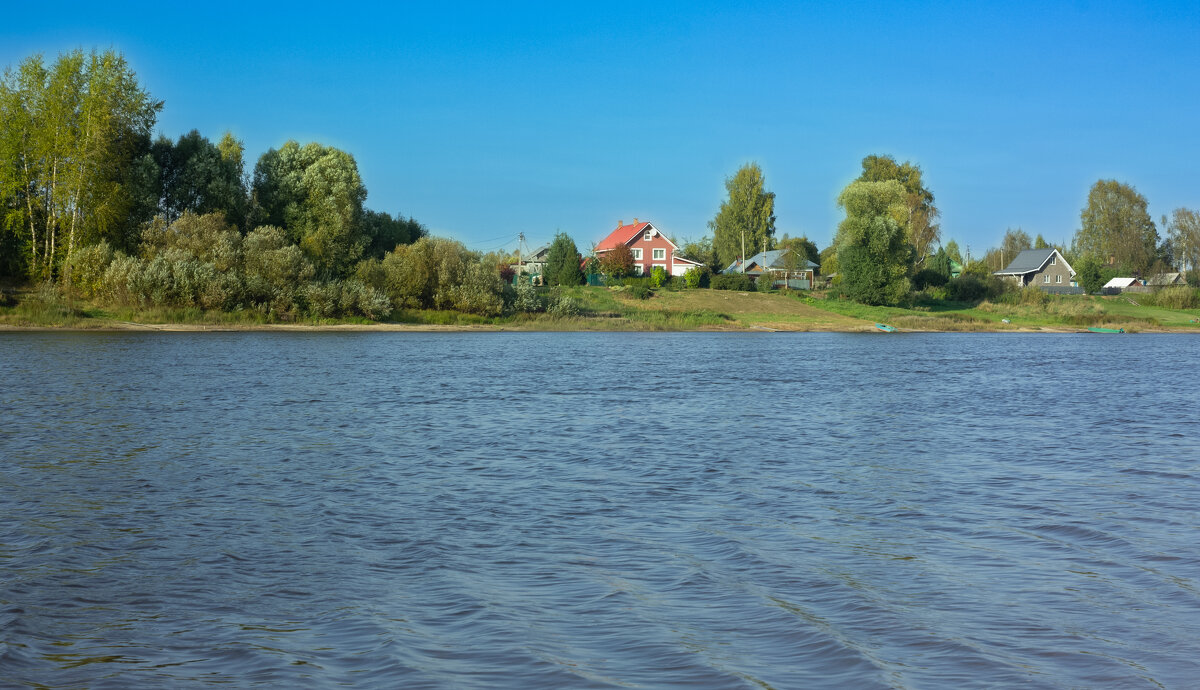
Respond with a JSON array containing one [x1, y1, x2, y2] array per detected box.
[[652, 248, 665, 260], [1044, 274, 1050, 283], [1056, 275, 1062, 283], [1050, 255, 1056, 265], [632, 248, 643, 260], [634, 264, 644, 275], [644, 232, 652, 241]]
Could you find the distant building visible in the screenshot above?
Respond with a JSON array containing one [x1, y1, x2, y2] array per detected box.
[[1147, 272, 1186, 287], [723, 248, 819, 289], [994, 248, 1075, 289], [595, 220, 701, 276]]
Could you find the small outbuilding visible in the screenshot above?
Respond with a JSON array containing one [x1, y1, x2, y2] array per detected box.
[[1147, 272, 1187, 287]]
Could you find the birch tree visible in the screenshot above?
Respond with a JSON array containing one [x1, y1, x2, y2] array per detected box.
[[0, 49, 159, 280]]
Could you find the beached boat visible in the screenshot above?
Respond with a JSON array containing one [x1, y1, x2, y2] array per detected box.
[[875, 323, 897, 332], [1086, 327, 1125, 333]]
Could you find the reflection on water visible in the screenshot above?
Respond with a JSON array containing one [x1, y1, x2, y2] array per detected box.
[[2, 332, 1199, 687]]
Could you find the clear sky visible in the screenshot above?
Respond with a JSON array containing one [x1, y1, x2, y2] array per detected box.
[[5, 1, 1198, 257]]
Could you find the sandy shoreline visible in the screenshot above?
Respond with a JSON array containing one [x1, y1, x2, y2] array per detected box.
[[2, 322, 1170, 334]]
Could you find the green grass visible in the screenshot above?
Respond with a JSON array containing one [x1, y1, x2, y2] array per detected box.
[[5, 282, 1200, 332]]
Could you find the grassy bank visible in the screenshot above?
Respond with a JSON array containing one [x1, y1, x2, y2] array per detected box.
[[3, 283, 1200, 332]]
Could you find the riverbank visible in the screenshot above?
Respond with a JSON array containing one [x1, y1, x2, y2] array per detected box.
[[3, 285, 1199, 333]]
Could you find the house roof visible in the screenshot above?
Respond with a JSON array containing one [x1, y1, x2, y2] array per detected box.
[[994, 248, 1075, 276], [723, 248, 819, 274], [596, 221, 650, 251], [1147, 272, 1184, 286], [1103, 277, 1142, 289]]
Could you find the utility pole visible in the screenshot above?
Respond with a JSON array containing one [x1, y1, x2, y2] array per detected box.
[[741, 231, 746, 273], [517, 232, 524, 284]]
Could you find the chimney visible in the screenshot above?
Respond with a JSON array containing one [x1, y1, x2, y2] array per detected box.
[[634, 217, 639, 224], [617, 220, 623, 228]]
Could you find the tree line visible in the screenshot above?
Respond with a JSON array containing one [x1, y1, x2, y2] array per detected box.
[[1, 50, 426, 293]]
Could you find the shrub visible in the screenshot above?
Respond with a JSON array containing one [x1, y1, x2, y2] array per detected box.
[[756, 273, 775, 292], [627, 286, 651, 300], [621, 276, 654, 289], [649, 265, 669, 288], [945, 274, 987, 302], [546, 289, 582, 316], [912, 268, 948, 290], [66, 241, 115, 299], [1146, 286, 1200, 309], [712, 273, 754, 291], [511, 281, 543, 313], [683, 265, 710, 289], [448, 261, 505, 316]]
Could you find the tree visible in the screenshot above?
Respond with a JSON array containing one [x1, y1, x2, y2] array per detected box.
[[835, 180, 912, 305], [943, 239, 963, 265], [929, 246, 953, 279], [545, 231, 584, 286], [361, 209, 425, 260], [0, 49, 161, 280], [776, 234, 819, 264], [251, 141, 368, 277], [1165, 208, 1200, 273], [1075, 179, 1159, 275], [151, 129, 247, 227], [857, 154, 940, 266], [999, 228, 1032, 267], [1074, 254, 1106, 294], [678, 236, 721, 273], [597, 243, 634, 279], [1034, 233, 1050, 249], [709, 163, 775, 269]]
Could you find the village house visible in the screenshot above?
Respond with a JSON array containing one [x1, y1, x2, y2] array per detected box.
[[594, 220, 702, 276], [723, 248, 819, 288], [1147, 272, 1187, 287], [994, 248, 1076, 290]]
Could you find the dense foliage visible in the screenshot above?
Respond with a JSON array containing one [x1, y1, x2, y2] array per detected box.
[[544, 232, 584, 286], [835, 180, 912, 305], [709, 163, 776, 269]]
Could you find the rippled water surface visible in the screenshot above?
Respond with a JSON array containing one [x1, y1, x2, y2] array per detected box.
[[2, 332, 1200, 688]]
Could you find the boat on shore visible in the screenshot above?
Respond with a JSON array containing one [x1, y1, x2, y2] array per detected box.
[[1086, 327, 1125, 333], [875, 323, 897, 332]]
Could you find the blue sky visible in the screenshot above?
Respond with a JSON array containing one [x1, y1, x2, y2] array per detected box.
[[5, 1, 1198, 257]]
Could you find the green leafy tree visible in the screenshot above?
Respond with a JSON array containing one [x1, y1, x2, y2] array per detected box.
[[928, 246, 953, 279], [777, 234, 819, 264], [251, 140, 368, 277], [0, 49, 161, 280], [650, 265, 669, 288], [709, 163, 776, 269], [361, 209, 425, 260], [678, 236, 721, 273], [1074, 254, 1106, 294], [1075, 179, 1159, 275], [1034, 233, 1050, 249], [857, 154, 940, 266], [545, 231, 584, 286], [943, 239, 963, 265], [1165, 208, 1200, 273], [835, 180, 912, 305], [151, 129, 247, 227]]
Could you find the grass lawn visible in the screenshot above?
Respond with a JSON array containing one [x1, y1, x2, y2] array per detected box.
[[4, 282, 1200, 332]]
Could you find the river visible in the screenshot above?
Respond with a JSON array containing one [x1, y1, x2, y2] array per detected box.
[[2, 332, 1198, 687]]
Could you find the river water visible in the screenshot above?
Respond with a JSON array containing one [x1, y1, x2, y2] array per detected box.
[[2, 331, 1199, 688]]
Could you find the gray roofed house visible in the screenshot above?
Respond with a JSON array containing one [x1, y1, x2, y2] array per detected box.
[[724, 248, 819, 288], [1147, 272, 1186, 287], [994, 248, 1076, 289]]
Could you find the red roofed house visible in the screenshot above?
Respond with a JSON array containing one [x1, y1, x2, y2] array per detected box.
[[594, 219, 702, 277]]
